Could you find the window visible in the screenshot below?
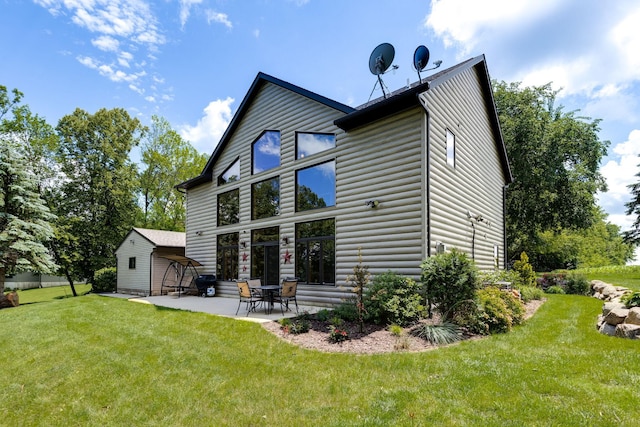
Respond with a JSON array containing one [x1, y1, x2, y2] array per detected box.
[[252, 177, 280, 220], [251, 227, 279, 285], [217, 233, 239, 281], [217, 189, 239, 226], [296, 219, 335, 285], [296, 132, 335, 159], [296, 160, 335, 212], [494, 245, 500, 269], [218, 158, 240, 185], [252, 130, 280, 174], [128, 257, 136, 269], [446, 129, 455, 167]]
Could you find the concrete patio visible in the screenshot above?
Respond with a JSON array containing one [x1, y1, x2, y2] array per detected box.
[[100, 292, 324, 323]]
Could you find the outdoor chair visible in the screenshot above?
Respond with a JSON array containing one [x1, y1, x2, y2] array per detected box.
[[247, 278, 264, 311], [274, 278, 299, 315], [235, 280, 262, 315]]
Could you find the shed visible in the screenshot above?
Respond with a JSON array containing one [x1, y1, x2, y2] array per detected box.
[[115, 228, 187, 296]]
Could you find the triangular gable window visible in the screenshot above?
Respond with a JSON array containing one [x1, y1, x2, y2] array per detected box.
[[218, 158, 240, 185]]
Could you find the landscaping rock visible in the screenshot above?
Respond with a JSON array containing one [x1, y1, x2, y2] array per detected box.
[[604, 308, 630, 325], [598, 322, 616, 336], [625, 307, 640, 326], [614, 323, 640, 339], [591, 280, 607, 293], [602, 301, 626, 316]]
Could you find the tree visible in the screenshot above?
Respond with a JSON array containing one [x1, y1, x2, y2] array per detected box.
[[625, 158, 640, 245], [138, 116, 207, 231], [0, 86, 58, 294], [50, 108, 145, 286], [493, 81, 609, 264]]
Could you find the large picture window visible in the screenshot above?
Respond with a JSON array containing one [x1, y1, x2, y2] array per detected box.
[[252, 177, 280, 220], [252, 130, 280, 174], [296, 132, 335, 159], [296, 160, 335, 212], [296, 219, 335, 285], [217, 233, 238, 281], [218, 158, 240, 185], [217, 189, 239, 226]]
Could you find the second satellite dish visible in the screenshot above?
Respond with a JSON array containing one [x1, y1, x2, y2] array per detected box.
[[369, 43, 395, 75], [413, 45, 430, 71]]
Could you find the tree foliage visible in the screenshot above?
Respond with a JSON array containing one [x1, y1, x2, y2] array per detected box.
[[0, 86, 58, 292], [50, 108, 145, 283], [138, 116, 207, 231], [625, 156, 640, 245], [493, 81, 609, 265]]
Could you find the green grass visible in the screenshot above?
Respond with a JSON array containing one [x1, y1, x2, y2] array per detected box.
[[8, 283, 92, 304], [1, 289, 639, 425], [575, 265, 640, 291]]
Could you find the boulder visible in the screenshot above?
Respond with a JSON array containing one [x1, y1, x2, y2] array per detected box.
[[602, 301, 626, 316], [625, 307, 640, 326], [603, 308, 630, 326], [591, 280, 608, 292], [599, 322, 616, 336], [600, 285, 619, 300], [615, 323, 640, 339]]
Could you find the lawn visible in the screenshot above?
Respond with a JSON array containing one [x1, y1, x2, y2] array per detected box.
[[1, 286, 639, 425], [577, 265, 640, 291]]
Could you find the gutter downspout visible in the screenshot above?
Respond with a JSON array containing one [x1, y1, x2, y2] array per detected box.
[[418, 90, 431, 258], [149, 251, 154, 296]]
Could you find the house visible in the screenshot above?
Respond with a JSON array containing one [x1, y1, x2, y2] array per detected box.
[[115, 228, 186, 296], [4, 272, 69, 290], [177, 54, 513, 306]]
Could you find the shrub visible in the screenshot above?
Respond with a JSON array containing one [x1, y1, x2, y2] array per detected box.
[[518, 285, 544, 303], [620, 291, 640, 309], [363, 271, 424, 327], [478, 269, 521, 288], [413, 322, 461, 345], [537, 272, 567, 291], [92, 267, 116, 293], [316, 309, 331, 322], [512, 252, 537, 287], [388, 324, 404, 337], [564, 272, 590, 295], [545, 285, 565, 294], [421, 249, 479, 320], [328, 325, 349, 343], [333, 300, 359, 322], [460, 287, 526, 334]]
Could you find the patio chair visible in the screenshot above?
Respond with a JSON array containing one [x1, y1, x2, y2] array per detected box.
[[247, 278, 264, 311], [235, 280, 262, 315], [274, 278, 299, 315]]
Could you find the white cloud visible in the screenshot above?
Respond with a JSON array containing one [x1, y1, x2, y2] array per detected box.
[[253, 29, 260, 38], [597, 129, 640, 229], [179, 0, 203, 28], [179, 97, 235, 153], [206, 10, 232, 28], [426, 0, 558, 55], [92, 35, 119, 52]]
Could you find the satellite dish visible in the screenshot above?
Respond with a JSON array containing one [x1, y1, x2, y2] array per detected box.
[[413, 45, 430, 83], [413, 45, 430, 71], [368, 43, 395, 99], [369, 43, 395, 76]]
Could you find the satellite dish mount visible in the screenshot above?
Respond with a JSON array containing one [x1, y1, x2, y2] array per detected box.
[[368, 43, 396, 100]]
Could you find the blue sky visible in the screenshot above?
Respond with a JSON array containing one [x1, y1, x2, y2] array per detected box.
[[1, 0, 639, 236]]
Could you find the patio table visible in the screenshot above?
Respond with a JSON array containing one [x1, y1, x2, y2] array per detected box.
[[259, 285, 280, 314]]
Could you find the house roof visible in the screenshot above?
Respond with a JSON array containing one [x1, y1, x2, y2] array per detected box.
[[177, 55, 512, 189], [335, 55, 512, 183], [176, 73, 355, 190], [132, 228, 186, 248]]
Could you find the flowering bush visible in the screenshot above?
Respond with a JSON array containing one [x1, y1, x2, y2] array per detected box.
[[328, 325, 349, 343]]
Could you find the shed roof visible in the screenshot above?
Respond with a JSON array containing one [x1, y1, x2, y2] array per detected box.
[[132, 228, 186, 248]]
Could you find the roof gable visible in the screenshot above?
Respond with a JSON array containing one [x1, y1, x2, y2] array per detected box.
[[334, 55, 512, 183], [177, 73, 355, 190]]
